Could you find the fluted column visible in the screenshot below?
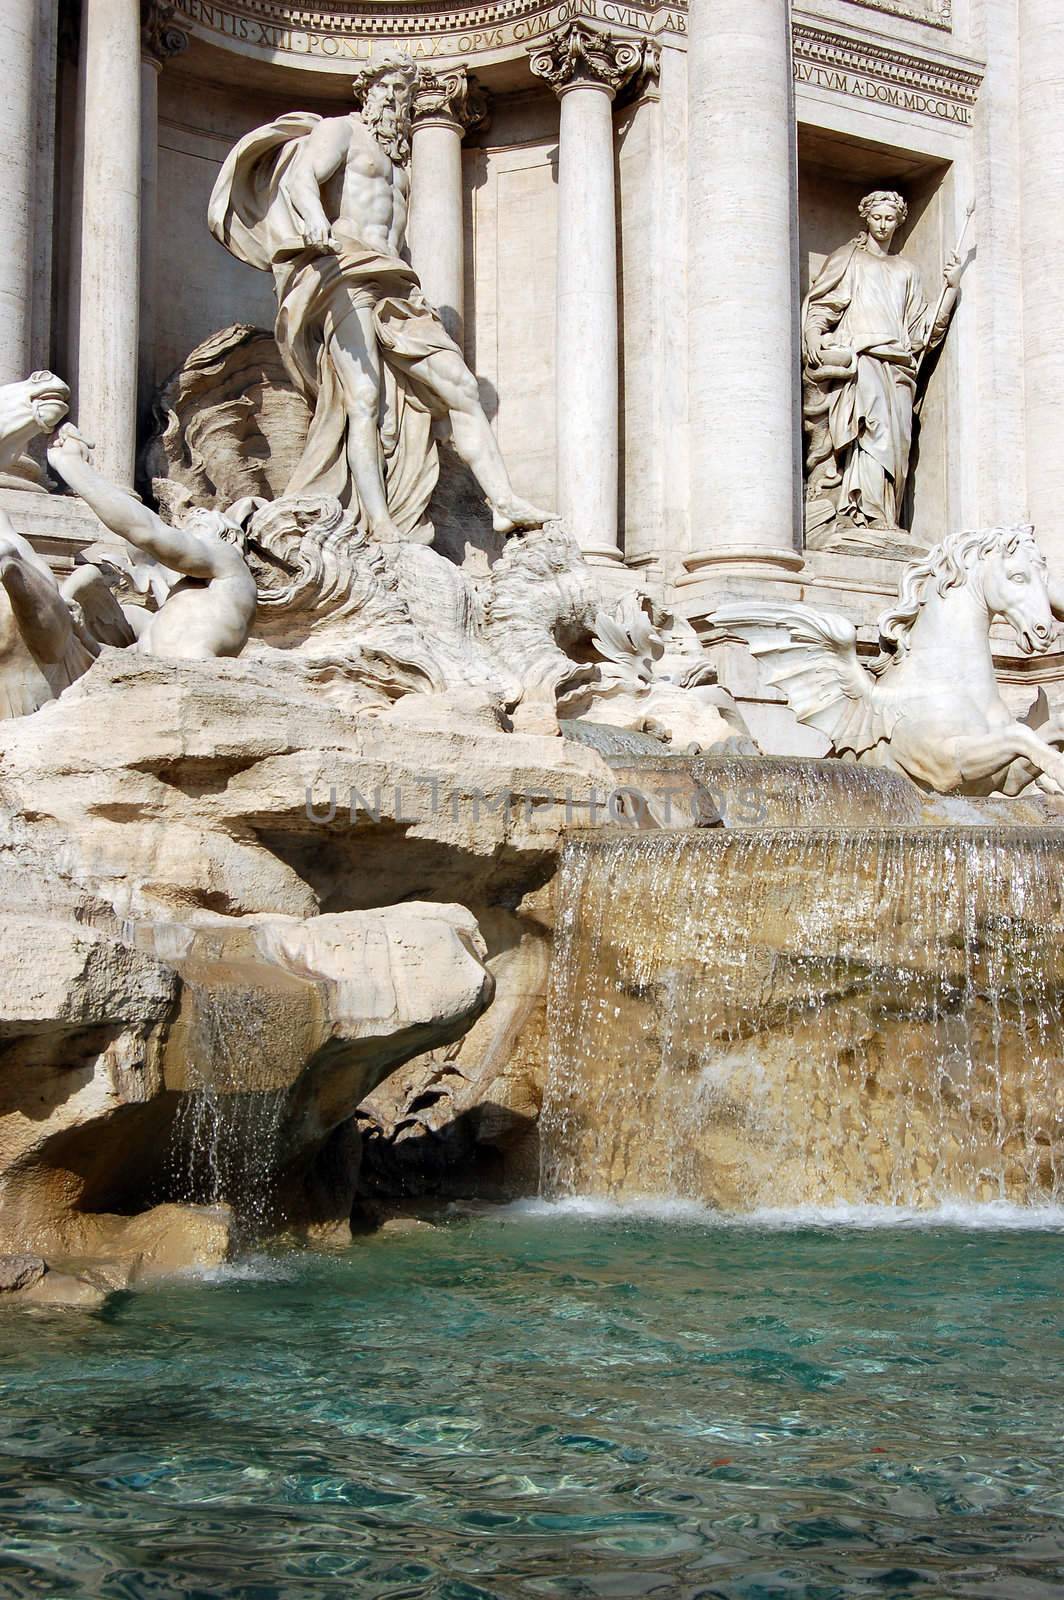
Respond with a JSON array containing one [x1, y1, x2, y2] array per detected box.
[[0, 0, 40, 388], [1019, 0, 1064, 561], [531, 24, 652, 563], [409, 69, 488, 345], [685, 0, 802, 575], [74, 0, 142, 487], [139, 3, 187, 424]]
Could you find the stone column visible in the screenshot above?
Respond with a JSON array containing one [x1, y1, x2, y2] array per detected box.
[[684, 0, 802, 576], [409, 70, 488, 346], [531, 24, 652, 563], [139, 3, 187, 424], [0, 0, 41, 386], [1019, 0, 1064, 556], [970, 0, 1026, 532], [73, 0, 143, 487]]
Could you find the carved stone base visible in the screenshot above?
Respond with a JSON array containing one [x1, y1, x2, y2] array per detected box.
[[805, 509, 929, 561]]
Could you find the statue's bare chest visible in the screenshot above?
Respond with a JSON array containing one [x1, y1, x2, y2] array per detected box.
[[334, 131, 406, 229]]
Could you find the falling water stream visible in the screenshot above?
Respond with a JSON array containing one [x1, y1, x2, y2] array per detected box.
[[693, 754, 925, 827], [542, 825, 1064, 1209], [167, 982, 290, 1236], [3, 770, 1061, 1598]]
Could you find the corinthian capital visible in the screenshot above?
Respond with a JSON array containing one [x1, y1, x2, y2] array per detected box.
[[529, 21, 658, 100], [141, 0, 189, 66], [412, 68, 492, 135]]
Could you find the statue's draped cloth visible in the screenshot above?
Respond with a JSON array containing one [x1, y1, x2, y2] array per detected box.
[[802, 239, 936, 528], [208, 113, 458, 531]]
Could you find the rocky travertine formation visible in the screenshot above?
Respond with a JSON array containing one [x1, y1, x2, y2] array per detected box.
[[358, 904, 551, 1202], [0, 815, 494, 1267], [0, 642, 629, 1271]]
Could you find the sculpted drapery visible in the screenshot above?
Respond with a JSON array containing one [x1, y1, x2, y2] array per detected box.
[[802, 191, 959, 551], [208, 112, 456, 538]]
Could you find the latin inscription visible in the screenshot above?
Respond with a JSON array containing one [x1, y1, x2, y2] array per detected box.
[[794, 58, 971, 126], [175, 0, 685, 59], [174, 0, 974, 129]]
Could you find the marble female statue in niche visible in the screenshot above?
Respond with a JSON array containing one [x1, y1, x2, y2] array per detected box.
[[801, 190, 964, 556]]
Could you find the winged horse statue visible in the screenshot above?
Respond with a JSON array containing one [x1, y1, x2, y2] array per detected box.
[[708, 523, 1064, 796]]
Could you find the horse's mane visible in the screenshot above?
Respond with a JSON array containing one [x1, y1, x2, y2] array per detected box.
[[873, 522, 1042, 669]]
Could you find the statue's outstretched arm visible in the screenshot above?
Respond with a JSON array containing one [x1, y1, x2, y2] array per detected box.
[[47, 427, 218, 581]]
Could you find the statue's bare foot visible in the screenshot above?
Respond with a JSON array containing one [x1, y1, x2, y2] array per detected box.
[[491, 497, 556, 535]]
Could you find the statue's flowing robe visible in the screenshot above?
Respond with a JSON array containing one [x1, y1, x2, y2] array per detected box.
[[802, 238, 936, 528], [208, 113, 458, 533]]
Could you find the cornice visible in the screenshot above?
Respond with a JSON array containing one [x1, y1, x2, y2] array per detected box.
[[793, 21, 981, 126], [171, 0, 980, 132], [173, 0, 687, 64]]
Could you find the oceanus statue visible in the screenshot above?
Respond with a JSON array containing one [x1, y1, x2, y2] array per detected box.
[[207, 54, 551, 542], [709, 523, 1064, 796]]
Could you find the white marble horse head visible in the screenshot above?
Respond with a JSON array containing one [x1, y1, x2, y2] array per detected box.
[[878, 522, 1054, 659]]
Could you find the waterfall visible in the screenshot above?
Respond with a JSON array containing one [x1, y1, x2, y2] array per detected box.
[[559, 718, 672, 758], [167, 982, 289, 1236], [542, 827, 1064, 1208], [693, 755, 924, 828]]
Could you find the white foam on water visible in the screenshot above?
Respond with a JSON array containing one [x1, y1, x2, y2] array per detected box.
[[504, 1195, 720, 1224], [739, 1200, 1064, 1231], [505, 1195, 1064, 1231], [182, 1252, 304, 1284]]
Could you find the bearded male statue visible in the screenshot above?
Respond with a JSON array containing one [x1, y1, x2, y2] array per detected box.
[[208, 54, 551, 544]]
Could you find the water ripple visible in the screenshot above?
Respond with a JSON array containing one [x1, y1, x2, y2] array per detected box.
[[0, 1214, 1060, 1597]]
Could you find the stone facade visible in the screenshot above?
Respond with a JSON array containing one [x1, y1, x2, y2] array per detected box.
[[2, 0, 1064, 1272], [6, 0, 1064, 747]]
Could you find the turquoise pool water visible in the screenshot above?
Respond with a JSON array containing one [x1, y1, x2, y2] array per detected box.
[[0, 1202, 1062, 1599]]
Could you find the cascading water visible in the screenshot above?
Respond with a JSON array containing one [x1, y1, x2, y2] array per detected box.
[[693, 754, 925, 828], [559, 718, 671, 758], [167, 982, 290, 1236], [542, 825, 1064, 1208]]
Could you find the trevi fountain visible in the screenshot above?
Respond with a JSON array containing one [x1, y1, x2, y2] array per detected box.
[[0, 0, 1059, 1594]]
